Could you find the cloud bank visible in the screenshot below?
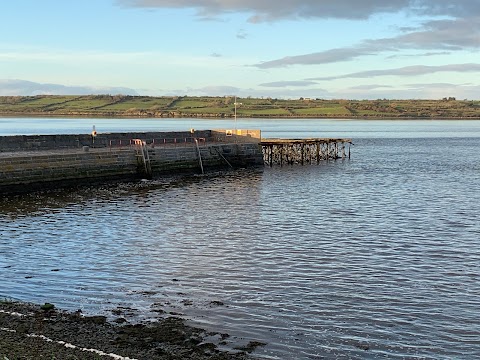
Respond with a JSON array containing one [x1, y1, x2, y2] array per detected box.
[[307, 63, 480, 81], [165, 82, 479, 100], [255, 17, 480, 68], [0, 80, 139, 96], [117, 0, 479, 22]]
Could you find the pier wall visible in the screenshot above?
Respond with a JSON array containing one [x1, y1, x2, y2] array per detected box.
[[0, 149, 138, 192], [148, 143, 263, 172], [0, 130, 263, 193]]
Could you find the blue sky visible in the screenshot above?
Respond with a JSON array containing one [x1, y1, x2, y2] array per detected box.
[[1, 0, 479, 99]]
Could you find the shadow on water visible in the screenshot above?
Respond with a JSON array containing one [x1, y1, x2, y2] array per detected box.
[[0, 168, 264, 219]]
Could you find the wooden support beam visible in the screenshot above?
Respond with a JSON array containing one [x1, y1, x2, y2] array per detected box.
[[260, 138, 352, 166]]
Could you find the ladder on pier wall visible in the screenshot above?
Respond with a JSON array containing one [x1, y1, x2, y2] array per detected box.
[[211, 146, 234, 169], [134, 139, 153, 178], [260, 138, 352, 167], [194, 138, 204, 175]]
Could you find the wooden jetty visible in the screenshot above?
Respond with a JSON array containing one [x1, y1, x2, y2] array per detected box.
[[260, 138, 353, 166]]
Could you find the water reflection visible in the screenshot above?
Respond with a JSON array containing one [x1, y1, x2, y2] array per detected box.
[[2, 117, 480, 138]]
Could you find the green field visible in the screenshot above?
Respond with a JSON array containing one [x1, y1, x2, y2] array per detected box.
[[238, 108, 291, 116], [100, 97, 173, 111], [0, 95, 479, 119], [292, 106, 351, 116]]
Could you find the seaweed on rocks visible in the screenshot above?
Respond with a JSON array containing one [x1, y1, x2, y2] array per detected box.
[[0, 301, 255, 360]]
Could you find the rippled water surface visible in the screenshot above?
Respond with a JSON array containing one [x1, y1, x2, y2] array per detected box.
[[1, 120, 480, 359]]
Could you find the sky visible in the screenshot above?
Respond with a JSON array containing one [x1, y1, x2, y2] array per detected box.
[[0, 0, 479, 99]]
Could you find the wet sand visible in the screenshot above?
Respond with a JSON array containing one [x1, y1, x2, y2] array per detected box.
[[0, 301, 259, 359]]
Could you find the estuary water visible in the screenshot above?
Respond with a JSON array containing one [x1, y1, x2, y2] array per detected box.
[[1, 118, 480, 359]]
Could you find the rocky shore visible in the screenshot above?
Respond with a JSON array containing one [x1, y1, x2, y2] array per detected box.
[[0, 301, 258, 360]]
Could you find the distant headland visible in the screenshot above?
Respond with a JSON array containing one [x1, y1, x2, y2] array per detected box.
[[1, 95, 479, 119]]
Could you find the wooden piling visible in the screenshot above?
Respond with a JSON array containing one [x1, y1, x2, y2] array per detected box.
[[260, 138, 352, 166]]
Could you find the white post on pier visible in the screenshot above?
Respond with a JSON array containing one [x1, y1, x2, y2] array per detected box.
[[91, 125, 97, 146], [233, 96, 242, 143]]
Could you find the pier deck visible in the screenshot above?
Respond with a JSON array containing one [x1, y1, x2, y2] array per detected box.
[[260, 138, 352, 166]]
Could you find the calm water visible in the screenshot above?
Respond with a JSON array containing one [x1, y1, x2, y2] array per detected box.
[[1, 116, 480, 138], [1, 119, 480, 359]]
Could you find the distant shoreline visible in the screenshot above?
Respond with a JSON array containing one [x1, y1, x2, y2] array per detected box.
[[1, 113, 479, 120], [1, 95, 480, 120]]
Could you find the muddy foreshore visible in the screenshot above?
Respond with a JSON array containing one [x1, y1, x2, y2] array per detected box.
[[0, 301, 260, 359]]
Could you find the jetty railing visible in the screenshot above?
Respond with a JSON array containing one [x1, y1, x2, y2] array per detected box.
[[0, 130, 262, 154], [260, 138, 352, 166], [108, 137, 208, 149]]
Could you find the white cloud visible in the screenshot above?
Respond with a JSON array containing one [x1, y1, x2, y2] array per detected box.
[[307, 63, 480, 81], [259, 81, 318, 88], [386, 51, 451, 59], [236, 29, 248, 39], [194, 85, 242, 96]]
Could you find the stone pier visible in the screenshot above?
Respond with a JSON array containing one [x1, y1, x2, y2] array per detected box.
[[0, 130, 263, 193]]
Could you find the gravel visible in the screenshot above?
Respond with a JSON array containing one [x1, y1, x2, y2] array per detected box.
[[0, 301, 257, 360]]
